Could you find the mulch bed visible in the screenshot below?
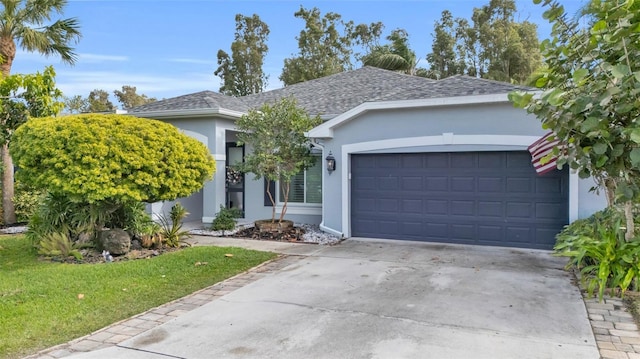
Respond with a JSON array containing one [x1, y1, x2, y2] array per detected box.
[[232, 226, 307, 242]]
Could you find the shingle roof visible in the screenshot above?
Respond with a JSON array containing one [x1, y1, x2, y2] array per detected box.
[[128, 67, 532, 116], [128, 90, 249, 113]]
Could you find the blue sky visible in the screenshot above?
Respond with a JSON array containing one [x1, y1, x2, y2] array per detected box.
[[11, 0, 585, 105]]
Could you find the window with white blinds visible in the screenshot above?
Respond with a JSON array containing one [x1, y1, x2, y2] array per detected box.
[[279, 158, 322, 204]]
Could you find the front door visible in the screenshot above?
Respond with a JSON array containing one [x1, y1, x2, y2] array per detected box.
[[225, 142, 245, 217]]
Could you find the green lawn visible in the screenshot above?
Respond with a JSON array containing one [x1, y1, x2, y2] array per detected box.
[[0, 235, 277, 359]]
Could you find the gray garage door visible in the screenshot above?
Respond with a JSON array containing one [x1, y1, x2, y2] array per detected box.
[[351, 151, 568, 249]]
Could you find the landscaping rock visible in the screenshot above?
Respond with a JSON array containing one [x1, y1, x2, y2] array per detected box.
[[99, 228, 131, 255]]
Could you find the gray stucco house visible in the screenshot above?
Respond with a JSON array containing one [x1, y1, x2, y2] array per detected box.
[[128, 66, 606, 250]]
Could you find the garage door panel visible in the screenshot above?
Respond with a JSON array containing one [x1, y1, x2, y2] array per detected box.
[[507, 177, 532, 192], [402, 222, 422, 236], [450, 152, 476, 168], [451, 201, 475, 216], [426, 153, 449, 168], [451, 224, 475, 239], [401, 176, 423, 190], [378, 177, 399, 190], [536, 202, 566, 219], [478, 225, 503, 240], [506, 227, 534, 243], [426, 199, 448, 214], [401, 154, 423, 168], [402, 199, 422, 213], [351, 152, 568, 249], [426, 177, 448, 191], [478, 201, 503, 217], [506, 202, 533, 218], [478, 177, 503, 192], [378, 199, 399, 213], [536, 177, 563, 193], [507, 152, 532, 168], [451, 177, 475, 191], [479, 152, 504, 168], [426, 223, 448, 238]]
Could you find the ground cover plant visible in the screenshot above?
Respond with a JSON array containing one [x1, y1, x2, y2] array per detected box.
[[554, 206, 640, 300], [0, 235, 277, 359]]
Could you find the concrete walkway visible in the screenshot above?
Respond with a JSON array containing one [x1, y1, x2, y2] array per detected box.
[[26, 237, 604, 359]]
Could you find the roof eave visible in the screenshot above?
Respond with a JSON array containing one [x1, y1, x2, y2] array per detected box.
[[307, 93, 516, 139], [128, 107, 246, 120]]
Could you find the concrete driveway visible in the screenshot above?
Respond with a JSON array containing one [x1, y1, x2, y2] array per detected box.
[[69, 239, 598, 359]]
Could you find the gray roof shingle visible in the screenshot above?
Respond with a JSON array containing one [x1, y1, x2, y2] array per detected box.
[[129, 90, 249, 113], [128, 67, 532, 116]]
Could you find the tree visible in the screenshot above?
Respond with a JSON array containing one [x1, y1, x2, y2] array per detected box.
[[0, 0, 81, 224], [351, 21, 384, 64], [235, 98, 321, 222], [0, 66, 63, 224], [11, 114, 215, 204], [362, 28, 419, 75], [113, 85, 157, 109], [280, 6, 354, 85], [86, 89, 115, 113], [509, 0, 640, 240], [215, 14, 270, 96], [474, 0, 542, 83], [426, 11, 465, 79], [425, 0, 541, 83], [63, 95, 88, 114]]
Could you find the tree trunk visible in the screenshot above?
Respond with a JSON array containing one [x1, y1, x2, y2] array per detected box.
[[2, 144, 15, 225], [625, 200, 635, 242], [0, 36, 16, 225], [0, 35, 15, 77]]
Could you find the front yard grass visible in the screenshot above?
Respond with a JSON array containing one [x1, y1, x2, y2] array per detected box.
[[0, 235, 277, 359]]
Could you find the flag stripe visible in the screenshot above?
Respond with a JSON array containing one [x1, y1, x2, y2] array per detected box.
[[528, 132, 561, 175]]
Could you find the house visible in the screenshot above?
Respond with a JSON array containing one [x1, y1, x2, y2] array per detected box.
[[128, 66, 606, 250]]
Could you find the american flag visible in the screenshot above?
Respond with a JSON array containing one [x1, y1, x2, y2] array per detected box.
[[528, 132, 561, 175]]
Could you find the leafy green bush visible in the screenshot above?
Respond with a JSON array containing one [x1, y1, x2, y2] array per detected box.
[[38, 231, 83, 261], [10, 114, 215, 204], [555, 207, 640, 300], [26, 194, 160, 251], [211, 205, 242, 233], [13, 181, 46, 223]]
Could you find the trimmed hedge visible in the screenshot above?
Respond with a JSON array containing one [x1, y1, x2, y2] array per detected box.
[[10, 114, 215, 203]]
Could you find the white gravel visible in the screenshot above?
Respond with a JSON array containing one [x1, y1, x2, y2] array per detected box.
[[0, 226, 27, 234], [189, 223, 342, 245]]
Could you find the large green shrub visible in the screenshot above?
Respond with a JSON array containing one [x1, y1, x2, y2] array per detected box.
[[555, 207, 640, 300], [13, 181, 46, 223], [10, 114, 215, 204]]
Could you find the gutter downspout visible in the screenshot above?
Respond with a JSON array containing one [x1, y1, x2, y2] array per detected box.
[[311, 138, 344, 238]]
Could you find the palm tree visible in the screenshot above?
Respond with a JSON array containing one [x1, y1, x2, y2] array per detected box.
[[362, 29, 418, 75], [0, 0, 81, 224]]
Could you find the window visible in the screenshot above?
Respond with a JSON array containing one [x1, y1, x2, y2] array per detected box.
[[279, 158, 322, 204]]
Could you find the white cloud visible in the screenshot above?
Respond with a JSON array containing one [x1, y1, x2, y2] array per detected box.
[[167, 58, 213, 65], [78, 53, 129, 63], [14, 51, 129, 65]]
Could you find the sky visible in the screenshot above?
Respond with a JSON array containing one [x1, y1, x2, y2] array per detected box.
[[11, 0, 586, 105]]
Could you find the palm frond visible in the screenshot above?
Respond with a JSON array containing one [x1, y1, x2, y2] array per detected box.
[[16, 17, 80, 64]]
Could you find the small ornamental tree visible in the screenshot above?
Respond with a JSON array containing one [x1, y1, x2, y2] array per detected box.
[[235, 97, 321, 223], [509, 0, 640, 240], [10, 114, 215, 236]]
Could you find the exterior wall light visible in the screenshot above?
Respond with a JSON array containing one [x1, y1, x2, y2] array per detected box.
[[326, 151, 336, 173]]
